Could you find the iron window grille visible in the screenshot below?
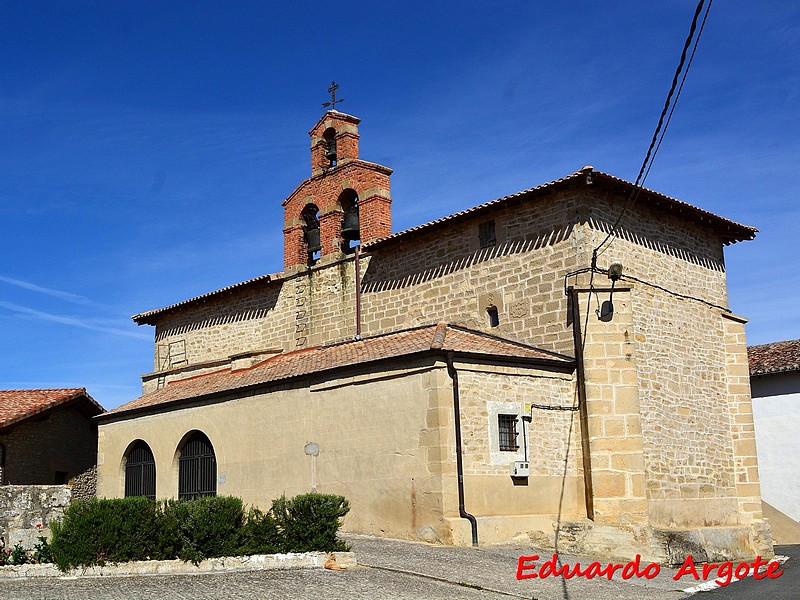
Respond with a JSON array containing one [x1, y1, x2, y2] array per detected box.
[[125, 440, 156, 500], [498, 414, 519, 451], [479, 220, 496, 249], [179, 431, 217, 500]]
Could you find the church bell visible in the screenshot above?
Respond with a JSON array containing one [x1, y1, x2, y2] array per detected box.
[[341, 209, 360, 241], [325, 139, 337, 162], [305, 227, 321, 253]]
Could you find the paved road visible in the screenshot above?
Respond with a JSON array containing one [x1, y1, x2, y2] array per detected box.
[[0, 536, 794, 600], [695, 545, 799, 599]]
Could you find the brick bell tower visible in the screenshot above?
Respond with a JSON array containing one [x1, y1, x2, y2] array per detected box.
[[282, 109, 393, 272]]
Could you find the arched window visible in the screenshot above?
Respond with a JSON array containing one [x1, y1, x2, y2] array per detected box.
[[178, 431, 217, 500], [124, 440, 156, 500]]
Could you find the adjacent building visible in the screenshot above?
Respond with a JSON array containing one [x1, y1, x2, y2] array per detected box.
[[0, 388, 103, 494], [749, 340, 800, 523]]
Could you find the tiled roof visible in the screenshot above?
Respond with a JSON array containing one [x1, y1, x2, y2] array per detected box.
[[102, 323, 574, 419], [0, 388, 104, 430], [363, 167, 757, 250], [748, 340, 800, 376]]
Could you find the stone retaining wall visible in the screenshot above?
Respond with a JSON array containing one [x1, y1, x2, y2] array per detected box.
[[0, 485, 71, 550]]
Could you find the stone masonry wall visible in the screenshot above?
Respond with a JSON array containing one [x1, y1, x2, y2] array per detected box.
[[577, 192, 748, 527], [456, 367, 579, 478], [360, 189, 585, 357], [0, 485, 71, 550], [151, 186, 588, 382]]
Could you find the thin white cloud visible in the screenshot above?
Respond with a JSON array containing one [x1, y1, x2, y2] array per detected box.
[[0, 301, 149, 340], [0, 275, 94, 305]]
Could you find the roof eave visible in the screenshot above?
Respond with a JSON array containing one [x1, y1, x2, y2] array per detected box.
[[98, 347, 573, 423]]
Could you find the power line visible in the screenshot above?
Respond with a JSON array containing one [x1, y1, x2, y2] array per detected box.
[[593, 0, 713, 264]]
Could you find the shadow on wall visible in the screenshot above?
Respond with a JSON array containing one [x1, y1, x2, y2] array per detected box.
[[155, 282, 281, 340], [362, 224, 575, 294]]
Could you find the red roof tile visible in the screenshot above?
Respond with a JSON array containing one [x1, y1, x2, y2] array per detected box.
[[0, 388, 104, 430], [102, 324, 574, 419], [748, 340, 800, 376]]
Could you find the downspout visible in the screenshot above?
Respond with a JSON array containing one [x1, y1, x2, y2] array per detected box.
[[354, 244, 362, 340], [445, 351, 479, 546], [568, 287, 595, 520]]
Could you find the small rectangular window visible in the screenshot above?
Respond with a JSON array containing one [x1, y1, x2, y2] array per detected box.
[[498, 414, 519, 451], [479, 220, 496, 248]]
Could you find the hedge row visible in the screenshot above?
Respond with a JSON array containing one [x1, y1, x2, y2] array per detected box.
[[49, 493, 350, 571]]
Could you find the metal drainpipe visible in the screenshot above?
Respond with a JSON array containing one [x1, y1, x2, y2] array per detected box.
[[445, 351, 478, 546], [569, 286, 595, 520], [354, 244, 362, 340]]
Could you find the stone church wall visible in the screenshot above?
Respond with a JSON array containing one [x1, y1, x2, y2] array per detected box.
[[138, 178, 766, 554], [454, 364, 586, 524], [149, 186, 587, 381], [99, 358, 590, 546], [574, 192, 763, 537]]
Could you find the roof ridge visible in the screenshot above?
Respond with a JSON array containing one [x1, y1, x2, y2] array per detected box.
[[0, 387, 85, 393], [444, 324, 575, 360], [430, 322, 448, 349]]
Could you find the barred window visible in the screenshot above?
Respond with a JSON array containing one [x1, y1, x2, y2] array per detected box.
[[498, 414, 519, 451], [179, 431, 217, 500], [479, 220, 496, 248], [125, 440, 156, 500]]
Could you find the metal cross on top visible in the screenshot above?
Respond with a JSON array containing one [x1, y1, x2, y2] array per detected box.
[[322, 81, 344, 110]]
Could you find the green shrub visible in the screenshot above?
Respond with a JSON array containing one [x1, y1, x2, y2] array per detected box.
[[161, 496, 245, 563], [49, 497, 165, 570], [271, 493, 350, 552], [238, 507, 280, 556], [47, 492, 350, 570]]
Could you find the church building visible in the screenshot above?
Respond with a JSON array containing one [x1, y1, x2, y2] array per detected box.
[[96, 108, 771, 563]]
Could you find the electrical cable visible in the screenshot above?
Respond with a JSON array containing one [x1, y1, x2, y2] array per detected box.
[[643, 0, 713, 184], [593, 0, 712, 262]]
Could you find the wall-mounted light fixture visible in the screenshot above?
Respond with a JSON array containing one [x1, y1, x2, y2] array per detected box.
[[599, 262, 623, 321]]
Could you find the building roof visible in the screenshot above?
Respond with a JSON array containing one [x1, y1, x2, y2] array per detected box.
[[0, 388, 104, 431], [131, 167, 757, 325], [363, 167, 758, 250], [748, 340, 800, 376], [101, 323, 574, 420]]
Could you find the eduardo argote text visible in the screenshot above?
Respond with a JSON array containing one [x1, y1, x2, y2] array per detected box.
[[516, 553, 783, 587]]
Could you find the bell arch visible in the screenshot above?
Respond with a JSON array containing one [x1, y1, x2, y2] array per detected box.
[[301, 203, 321, 262], [338, 188, 360, 253], [322, 127, 337, 166]]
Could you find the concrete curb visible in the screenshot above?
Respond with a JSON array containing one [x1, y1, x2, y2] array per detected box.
[[0, 551, 357, 579]]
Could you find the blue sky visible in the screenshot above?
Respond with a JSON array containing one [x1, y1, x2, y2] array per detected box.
[[1, 1, 798, 409]]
